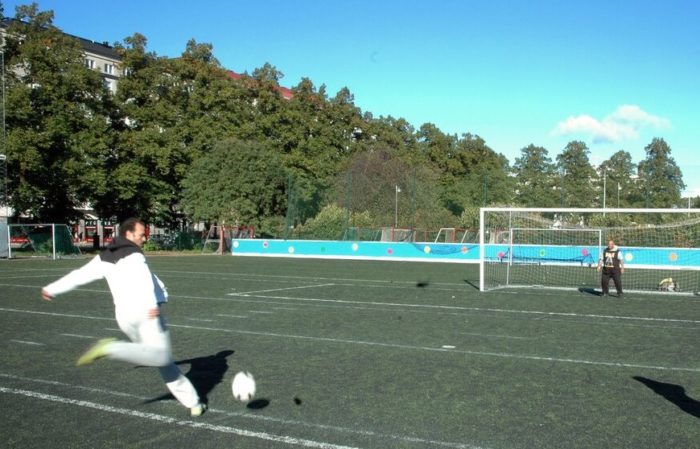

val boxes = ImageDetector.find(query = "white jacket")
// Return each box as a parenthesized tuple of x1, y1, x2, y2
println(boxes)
(43, 238, 167, 315)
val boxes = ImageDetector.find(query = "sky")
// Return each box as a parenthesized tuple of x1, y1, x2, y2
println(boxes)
(4, 0, 700, 197)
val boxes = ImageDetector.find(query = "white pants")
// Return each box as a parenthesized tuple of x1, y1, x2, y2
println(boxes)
(107, 311, 200, 409)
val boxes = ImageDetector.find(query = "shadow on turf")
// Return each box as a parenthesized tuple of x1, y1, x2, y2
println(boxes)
(142, 349, 234, 405)
(463, 280, 479, 290)
(578, 287, 602, 297)
(633, 376, 700, 419)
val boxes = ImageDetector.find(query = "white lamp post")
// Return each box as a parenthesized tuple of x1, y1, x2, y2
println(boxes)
(394, 186, 401, 228)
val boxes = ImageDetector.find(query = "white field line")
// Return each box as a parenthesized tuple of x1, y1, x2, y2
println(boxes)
(59, 333, 96, 339)
(185, 318, 215, 322)
(0, 373, 486, 449)
(225, 293, 700, 325)
(1, 279, 699, 329)
(457, 332, 535, 340)
(1, 306, 696, 372)
(230, 283, 336, 296)
(0, 268, 76, 273)
(160, 270, 468, 289)
(9, 339, 44, 346)
(166, 322, 700, 373)
(215, 314, 248, 319)
(0, 387, 362, 449)
(0, 307, 112, 321)
(0, 282, 108, 294)
(0, 274, 70, 279)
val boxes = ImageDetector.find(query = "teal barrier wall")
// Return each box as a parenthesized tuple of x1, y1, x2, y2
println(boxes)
(231, 239, 476, 263)
(231, 239, 700, 269)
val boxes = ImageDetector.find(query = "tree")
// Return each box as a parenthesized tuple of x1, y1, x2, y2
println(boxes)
(3, 4, 116, 222)
(439, 133, 513, 212)
(512, 144, 557, 207)
(555, 141, 597, 207)
(334, 146, 451, 229)
(636, 138, 685, 208)
(104, 35, 245, 224)
(599, 150, 637, 208)
(180, 138, 287, 234)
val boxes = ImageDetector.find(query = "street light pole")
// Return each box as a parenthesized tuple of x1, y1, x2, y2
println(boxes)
(602, 169, 606, 216)
(394, 186, 401, 228)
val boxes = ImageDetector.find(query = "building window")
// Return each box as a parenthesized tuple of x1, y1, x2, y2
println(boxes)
(104, 64, 114, 75)
(103, 78, 117, 94)
(85, 58, 94, 69)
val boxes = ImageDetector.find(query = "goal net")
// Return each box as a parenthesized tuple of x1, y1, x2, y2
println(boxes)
(8, 223, 81, 259)
(480, 208, 700, 295)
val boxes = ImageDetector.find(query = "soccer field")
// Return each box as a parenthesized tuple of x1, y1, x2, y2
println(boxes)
(1, 255, 699, 449)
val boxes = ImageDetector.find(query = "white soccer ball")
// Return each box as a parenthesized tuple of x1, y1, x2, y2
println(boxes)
(232, 371, 256, 402)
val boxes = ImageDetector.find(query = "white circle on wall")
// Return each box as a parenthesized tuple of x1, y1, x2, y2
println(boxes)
(288, 246, 295, 254)
(351, 243, 359, 251)
(232, 241, 240, 248)
(625, 253, 633, 262)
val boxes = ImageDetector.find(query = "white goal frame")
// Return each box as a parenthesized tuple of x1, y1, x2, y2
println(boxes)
(6, 223, 81, 260)
(479, 207, 700, 292)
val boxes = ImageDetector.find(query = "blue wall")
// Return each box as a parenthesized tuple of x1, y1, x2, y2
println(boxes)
(231, 239, 700, 269)
(231, 239, 476, 263)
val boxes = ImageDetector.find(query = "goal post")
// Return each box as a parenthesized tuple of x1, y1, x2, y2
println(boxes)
(480, 208, 700, 294)
(7, 223, 81, 259)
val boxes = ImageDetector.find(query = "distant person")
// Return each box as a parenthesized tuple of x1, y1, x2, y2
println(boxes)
(41, 217, 206, 417)
(597, 239, 624, 297)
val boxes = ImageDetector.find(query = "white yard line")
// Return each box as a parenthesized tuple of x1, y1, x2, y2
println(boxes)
(457, 332, 534, 340)
(223, 293, 700, 325)
(9, 339, 44, 346)
(0, 387, 362, 449)
(2, 306, 695, 372)
(0, 373, 486, 449)
(229, 283, 336, 296)
(59, 333, 96, 339)
(167, 322, 700, 373)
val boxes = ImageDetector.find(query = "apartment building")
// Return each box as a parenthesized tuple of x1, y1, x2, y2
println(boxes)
(0, 19, 123, 93)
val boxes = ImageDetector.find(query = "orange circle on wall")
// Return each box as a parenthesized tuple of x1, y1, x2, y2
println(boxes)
(669, 252, 678, 262)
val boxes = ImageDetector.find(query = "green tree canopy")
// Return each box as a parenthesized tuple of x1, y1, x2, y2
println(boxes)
(4, 4, 115, 222)
(180, 138, 287, 234)
(512, 144, 557, 207)
(555, 141, 597, 207)
(636, 137, 685, 208)
(599, 150, 637, 208)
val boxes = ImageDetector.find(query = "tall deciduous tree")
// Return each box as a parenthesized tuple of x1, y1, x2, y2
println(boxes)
(106, 35, 244, 224)
(439, 134, 513, 212)
(180, 138, 287, 233)
(3, 4, 115, 222)
(512, 144, 557, 207)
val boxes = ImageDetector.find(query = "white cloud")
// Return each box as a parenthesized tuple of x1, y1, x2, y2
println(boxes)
(552, 105, 671, 144)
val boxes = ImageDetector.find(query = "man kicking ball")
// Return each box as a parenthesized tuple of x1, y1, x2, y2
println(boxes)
(41, 218, 206, 417)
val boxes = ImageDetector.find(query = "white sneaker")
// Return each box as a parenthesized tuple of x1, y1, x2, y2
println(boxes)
(190, 403, 207, 417)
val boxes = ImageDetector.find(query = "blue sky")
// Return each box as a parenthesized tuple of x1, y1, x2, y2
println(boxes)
(5, 0, 700, 197)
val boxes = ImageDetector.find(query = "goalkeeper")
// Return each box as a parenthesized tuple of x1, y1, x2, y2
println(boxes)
(597, 239, 624, 297)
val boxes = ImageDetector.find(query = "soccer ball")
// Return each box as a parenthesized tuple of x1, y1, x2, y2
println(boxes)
(232, 371, 256, 402)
